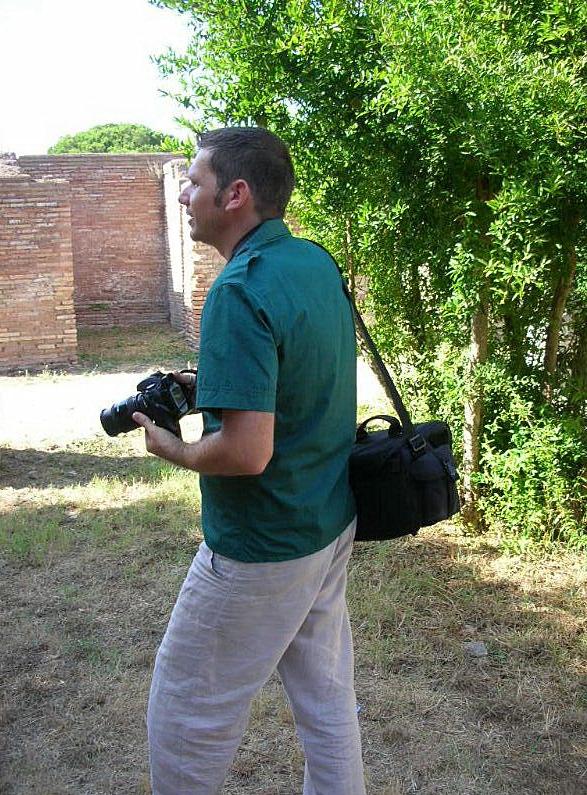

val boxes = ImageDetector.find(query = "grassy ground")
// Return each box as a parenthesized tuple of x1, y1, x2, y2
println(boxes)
(75, 325, 199, 374)
(0, 326, 585, 794)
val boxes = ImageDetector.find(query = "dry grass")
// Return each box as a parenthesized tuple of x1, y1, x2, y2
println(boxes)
(75, 324, 198, 374)
(0, 326, 585, 794)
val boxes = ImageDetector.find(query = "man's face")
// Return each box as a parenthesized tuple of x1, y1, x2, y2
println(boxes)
(179, 149, 225, 246)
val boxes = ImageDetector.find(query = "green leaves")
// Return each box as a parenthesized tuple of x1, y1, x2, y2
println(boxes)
(152, 0, 586, 543)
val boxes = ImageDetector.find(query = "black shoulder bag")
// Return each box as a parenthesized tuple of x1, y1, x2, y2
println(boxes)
(309, 240, 461, 541)
(349, 302, 461, 541)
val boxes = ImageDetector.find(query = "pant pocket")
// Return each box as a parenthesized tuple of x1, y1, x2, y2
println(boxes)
(210, 550, 231, 580)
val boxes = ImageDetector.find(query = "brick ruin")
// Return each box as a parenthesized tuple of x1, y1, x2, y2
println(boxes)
(0, 153, 224, 372)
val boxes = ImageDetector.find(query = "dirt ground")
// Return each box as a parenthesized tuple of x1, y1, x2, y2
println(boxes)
(1, 342, 585, 795)
(0, 371, 201, 450)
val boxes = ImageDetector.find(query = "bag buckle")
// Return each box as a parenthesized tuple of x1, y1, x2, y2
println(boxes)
(408, 434, 426, 454)
(443, 459, 458, 480)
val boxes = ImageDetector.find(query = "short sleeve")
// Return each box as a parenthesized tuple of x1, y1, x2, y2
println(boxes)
(196, 282, 278, 413)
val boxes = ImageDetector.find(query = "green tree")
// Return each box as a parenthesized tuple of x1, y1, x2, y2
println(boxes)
(152, 0, 587, 546)
(48, 122, 184, 154)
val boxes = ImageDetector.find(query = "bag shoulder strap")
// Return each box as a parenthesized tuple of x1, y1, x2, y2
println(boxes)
(302, 238, 416, 436)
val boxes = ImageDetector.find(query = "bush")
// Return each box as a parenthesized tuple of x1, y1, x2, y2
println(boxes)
(478, 383, 586, 549)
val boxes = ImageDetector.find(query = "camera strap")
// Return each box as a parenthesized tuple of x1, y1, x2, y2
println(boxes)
(303, 239, 417, 439)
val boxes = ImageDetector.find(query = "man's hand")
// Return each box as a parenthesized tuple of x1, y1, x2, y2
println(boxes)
(172, 370, 197, 387)
(132, 411, 185, 461)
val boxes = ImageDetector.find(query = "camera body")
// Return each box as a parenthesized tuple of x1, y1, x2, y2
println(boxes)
(100, 370, 198, 439)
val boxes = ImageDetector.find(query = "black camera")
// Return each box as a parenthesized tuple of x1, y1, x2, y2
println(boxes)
(100, 370, 198, 439)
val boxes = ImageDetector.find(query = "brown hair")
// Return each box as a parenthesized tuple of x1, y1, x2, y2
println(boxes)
(198, 127, 295, 217)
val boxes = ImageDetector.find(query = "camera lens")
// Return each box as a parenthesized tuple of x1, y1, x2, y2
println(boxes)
(100, 394, 146, 437)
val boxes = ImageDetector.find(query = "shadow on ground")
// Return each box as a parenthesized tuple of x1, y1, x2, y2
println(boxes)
(0, 447, 161, 489)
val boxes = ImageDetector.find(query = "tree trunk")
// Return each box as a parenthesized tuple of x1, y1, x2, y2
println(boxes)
(344, 217, 356, 302)
(461, 176, 494, 528)
(461, 299, 489, 528)
(543, 243, 577, 401)
(569, 306, 587, 414)
(503, 313, 526, 374)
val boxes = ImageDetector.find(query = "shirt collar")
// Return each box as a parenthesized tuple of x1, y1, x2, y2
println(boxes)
(231, 217, 291, 259)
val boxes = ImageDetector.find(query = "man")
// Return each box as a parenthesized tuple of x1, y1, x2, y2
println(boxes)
(133, 127, 365, 795)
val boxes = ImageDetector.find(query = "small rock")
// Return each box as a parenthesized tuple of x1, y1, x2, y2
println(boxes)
(61, 510, 79, 523)
(463, 640, 488, 658)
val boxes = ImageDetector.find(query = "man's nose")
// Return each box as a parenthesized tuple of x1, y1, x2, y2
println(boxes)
(178, 189, 188, 206)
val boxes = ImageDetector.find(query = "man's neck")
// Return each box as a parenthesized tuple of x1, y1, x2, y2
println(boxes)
(215, 216, 264, 260)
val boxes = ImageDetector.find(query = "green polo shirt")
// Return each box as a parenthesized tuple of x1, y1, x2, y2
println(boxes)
(196, 218, 356, 562)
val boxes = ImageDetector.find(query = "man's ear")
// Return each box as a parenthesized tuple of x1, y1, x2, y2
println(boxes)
(223, 179, 252, 211)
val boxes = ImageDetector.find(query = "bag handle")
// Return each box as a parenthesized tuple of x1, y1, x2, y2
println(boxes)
(355, 415, 402, 442)
(303, 239, 416, 437)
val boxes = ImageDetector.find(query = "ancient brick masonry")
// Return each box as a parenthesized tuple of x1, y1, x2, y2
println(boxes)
(19, 154, 179, 329)
(0, 159, 77, 370)
(0, 153, 225, 372)
(163, 159, 225, 349)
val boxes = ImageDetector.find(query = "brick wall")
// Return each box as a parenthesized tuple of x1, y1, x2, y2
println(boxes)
(189, 242, 225, 349)
(163, 159, 224, 349)
(19, 154, 178, 328)
(0, 171, 77, 371)
(0, 153, 226, 372)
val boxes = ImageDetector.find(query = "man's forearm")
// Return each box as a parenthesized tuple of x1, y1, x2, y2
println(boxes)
(174, 430, 262, 476)
(132, 410, 269, 476)
(133, 408, 273, 476)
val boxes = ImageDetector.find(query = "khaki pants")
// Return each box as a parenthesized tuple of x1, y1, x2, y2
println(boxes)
(147, 518, 365, 795)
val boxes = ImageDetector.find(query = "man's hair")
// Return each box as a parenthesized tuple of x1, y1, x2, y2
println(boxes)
(197, 127, 295, 217)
